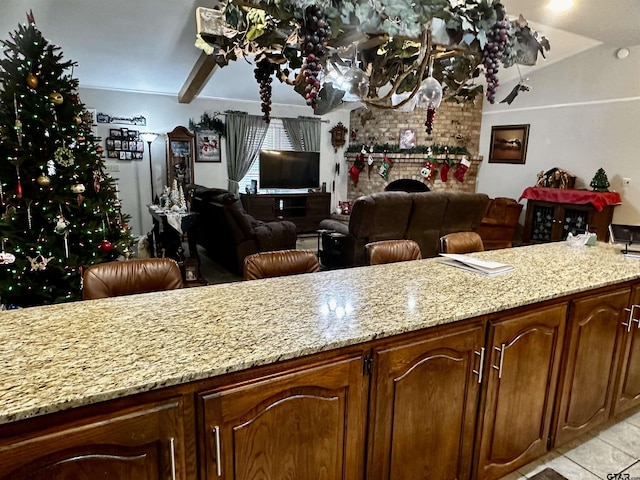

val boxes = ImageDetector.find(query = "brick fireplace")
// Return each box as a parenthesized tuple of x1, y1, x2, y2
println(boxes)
(344, 97, 483, 201)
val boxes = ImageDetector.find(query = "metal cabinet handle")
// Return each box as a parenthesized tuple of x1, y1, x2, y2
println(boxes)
(473, 347, 485, 384)
(623, 305, 640, 333)
(169, 437, 177, 480)
(213, 425, 222, 477)
(492, 344, 505, 379)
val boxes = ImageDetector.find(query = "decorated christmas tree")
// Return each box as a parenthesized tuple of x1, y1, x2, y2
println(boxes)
(0, 13, 133, 308)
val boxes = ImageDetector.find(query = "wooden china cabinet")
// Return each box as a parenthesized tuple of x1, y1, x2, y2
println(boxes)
(166, 126, 195, 188)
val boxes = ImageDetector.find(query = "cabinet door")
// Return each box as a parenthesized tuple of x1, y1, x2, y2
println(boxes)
(0, 398, 187, 480)
(559, 206, 590, 240)
(476, 304, 566, 480)
(200, 354, 368, 480)
(554, 288, 629, 447)
(613, 285, 640, 416)
(367, 320, 485, 480)
(525, 202, 556, 243)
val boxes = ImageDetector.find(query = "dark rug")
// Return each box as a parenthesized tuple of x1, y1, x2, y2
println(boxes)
(529, 468, 569, 480)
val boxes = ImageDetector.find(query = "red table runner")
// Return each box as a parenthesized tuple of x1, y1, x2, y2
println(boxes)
(519, 187, 622, 212)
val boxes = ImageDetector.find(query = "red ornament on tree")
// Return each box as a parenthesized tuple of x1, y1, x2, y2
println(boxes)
(98, 240, 113, 251)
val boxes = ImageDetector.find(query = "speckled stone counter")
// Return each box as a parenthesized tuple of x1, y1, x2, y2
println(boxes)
(1, 242, 639, 425)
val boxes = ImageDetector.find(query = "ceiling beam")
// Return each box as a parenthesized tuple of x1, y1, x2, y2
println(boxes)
(178, 51, 218, 104)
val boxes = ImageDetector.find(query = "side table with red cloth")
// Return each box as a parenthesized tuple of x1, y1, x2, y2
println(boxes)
(520, 188, 622, 243)
(519, 187, 622, 212)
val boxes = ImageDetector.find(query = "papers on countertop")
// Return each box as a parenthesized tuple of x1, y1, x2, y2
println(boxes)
(439, 253, 514, 276)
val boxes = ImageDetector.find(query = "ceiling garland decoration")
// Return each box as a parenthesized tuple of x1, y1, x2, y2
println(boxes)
(194, 0, 550, 117)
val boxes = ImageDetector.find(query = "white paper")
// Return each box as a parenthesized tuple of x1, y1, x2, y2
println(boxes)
(439, 253, 514, 276)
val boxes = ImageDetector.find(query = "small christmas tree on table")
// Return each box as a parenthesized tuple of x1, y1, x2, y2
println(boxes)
(590, 168, 610, 192)
(0, 12, 134, 308)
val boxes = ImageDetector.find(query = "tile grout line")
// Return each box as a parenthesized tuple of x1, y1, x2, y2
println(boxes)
(558, 453, 608, 479)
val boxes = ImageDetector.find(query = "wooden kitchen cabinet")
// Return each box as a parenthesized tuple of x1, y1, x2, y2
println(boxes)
(553, 288, 630, 447)
(367, 319, 485, 480)
(0, 397, 188, 480)
(613, 285, 640, 416)
(475, 304, 566, 480)
(198, 353, 368, 480)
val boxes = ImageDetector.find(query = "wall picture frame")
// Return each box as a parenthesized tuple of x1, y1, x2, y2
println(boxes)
(195, 130, 221, 162)
(399, 128, 417, 149)
(489, 124, 530, 164)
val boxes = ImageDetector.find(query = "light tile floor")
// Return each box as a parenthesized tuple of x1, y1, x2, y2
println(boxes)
(499, 405, 640, 479)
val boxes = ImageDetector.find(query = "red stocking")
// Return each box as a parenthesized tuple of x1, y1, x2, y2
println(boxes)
(454, 157, 471, 183)
(440, 161, 450, 182)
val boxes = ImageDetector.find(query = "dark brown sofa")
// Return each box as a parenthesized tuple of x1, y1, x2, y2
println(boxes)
(318, 191, 490, 267)
(185, 184, 297, 274)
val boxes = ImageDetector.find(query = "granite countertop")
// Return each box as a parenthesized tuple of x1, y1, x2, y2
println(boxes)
(1, 242, 639, 425)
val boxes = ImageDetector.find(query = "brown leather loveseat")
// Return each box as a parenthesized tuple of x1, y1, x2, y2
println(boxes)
(318, 191, 490, 268)
(185, 184, 297, 274)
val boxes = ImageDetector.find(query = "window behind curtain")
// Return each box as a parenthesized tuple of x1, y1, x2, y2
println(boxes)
(238, 119, 294, 194)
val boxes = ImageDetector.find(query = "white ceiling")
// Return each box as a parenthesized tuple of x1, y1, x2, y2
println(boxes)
(1, 0, 638, 107)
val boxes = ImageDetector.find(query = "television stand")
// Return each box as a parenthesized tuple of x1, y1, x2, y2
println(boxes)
(241, 192, 331, 233)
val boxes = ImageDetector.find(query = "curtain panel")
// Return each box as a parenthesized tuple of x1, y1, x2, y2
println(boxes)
(225, 111, 268, 196)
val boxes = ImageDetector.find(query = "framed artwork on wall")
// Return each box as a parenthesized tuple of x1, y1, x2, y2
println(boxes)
(489, 124, 530, 164)
(195, 130, 221, 162)
(399, 128, 417, 149)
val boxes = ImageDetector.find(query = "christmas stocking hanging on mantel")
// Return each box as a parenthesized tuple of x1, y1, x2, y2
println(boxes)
(440, 158, 453, 182)
(349, 152, 366, 185)
(454, 156, 471, 183)
(379, 153, 393, 180)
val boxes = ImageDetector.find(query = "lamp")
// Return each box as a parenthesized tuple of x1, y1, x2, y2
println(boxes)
(195, 1, 550, 115)
(140, 132, 159, 202)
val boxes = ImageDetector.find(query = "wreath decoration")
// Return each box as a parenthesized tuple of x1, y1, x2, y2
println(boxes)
(54, 147, 74, 167)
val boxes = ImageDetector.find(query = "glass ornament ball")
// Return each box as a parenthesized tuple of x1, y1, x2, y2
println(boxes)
(37, 174, 51, 186)
(71, 183, 86, 194)
(49, 92, 63, 105)
(26, 73, 38, 88)
(417, 77, 443, 109)
(340, 67, 369, 102)
(98, 240, 113, 251)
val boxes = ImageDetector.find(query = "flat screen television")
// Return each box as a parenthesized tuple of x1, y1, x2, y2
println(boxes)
(259, 150, 320, 190)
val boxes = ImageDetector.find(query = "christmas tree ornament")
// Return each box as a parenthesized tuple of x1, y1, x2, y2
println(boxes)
(590, 168, 610, 192)
(27, 254, 54, 271)
(37, 173, 51, 186)
(454, 156, 471, 183)
(54, 214, 70, 235)
(0, 239, 16, 265)
(15, 166, 22, 199)
(13, 93, 22, 147)
(54, 147, 74, 167)
(93, 170, 102, 192)
(70, 183, 85, 194)
(74, 115, 82, 125)
(46, 160, 56, 176)
(49, 91, 63, 105)
(26, 201, 33, 230)
(379, 153, 393, 180)
(26, 73, 38, 88)
(98, 240, 113, 251)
